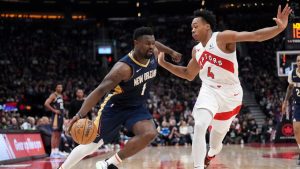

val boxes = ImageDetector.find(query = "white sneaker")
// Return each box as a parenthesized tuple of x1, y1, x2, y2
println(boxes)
(95, 161, 108, 169)
(58, 151, 69, 157)
(50, 153, 61, 158)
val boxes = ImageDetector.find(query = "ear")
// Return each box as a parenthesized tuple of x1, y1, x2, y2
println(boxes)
(206, 24, 210, 30)
(134, 40, 138, 46)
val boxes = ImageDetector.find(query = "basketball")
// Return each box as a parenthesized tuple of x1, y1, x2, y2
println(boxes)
(70, 118, 98, 145)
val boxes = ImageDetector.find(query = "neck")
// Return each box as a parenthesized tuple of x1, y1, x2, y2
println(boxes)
(200, 31, 213, 47)
(132, 49, 149, 64)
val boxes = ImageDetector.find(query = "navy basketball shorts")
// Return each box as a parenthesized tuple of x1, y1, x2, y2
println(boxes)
(293, 105, 300, 122)
(93, 104, 153, 144)
(51, 113, 64, 132)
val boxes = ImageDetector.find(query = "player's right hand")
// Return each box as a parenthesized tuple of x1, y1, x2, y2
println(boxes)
(65, 115, 80, 136)
(54, 109, 61, 114)
(281, 101, 288, 115)
(158, 52, 166, 66)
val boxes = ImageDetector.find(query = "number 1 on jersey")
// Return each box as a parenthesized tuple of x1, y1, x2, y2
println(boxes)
(141, 83, 147, 95)
(207, 67, 215, 79)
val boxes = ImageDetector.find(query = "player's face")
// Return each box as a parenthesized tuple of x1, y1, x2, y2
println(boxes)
(135, 35, 155, 59)
(297, 56, 300, 68)
(55, 84, 63, 93)
(191, 17, 210, 42)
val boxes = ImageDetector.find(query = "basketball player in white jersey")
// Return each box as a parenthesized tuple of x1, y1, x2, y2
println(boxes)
(157, 4, 292, 169)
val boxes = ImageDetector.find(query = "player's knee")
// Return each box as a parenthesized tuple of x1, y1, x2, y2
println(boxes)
(142, 130, 158, 142)
(194, 120, 209, 133)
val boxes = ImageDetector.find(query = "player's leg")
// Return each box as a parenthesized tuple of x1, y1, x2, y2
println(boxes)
(96, 120, 157, 169)
(50, 113, 60, 157)
(192, 108, 213, 169)
(59, 139, 104, 169)
(118, 119, 157, 159)
(96, 107, 157, 169)
(192, 84, 219, 169)
(293, 109, 300, 165)
(208, 116, 236, 157)
(60, 107, 121, 169)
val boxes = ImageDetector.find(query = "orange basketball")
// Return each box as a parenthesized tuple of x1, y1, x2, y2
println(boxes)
(70, 118, 98, 144)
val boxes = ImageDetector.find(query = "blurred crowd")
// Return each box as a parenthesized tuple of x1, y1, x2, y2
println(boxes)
(0, 12, 290, 154)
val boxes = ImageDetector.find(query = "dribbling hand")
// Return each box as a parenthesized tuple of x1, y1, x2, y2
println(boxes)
(65, 115, 80, 136)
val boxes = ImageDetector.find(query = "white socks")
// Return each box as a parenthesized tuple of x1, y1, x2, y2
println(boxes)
(192, 108, 213, 169)
(107, 153, 122, 166)
(60, 139, 103, 169)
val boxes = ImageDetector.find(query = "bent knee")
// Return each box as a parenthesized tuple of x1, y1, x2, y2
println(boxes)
(143, 130, 158, 141)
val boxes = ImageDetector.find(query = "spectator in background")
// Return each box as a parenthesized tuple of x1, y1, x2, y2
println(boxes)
(179, 120, 192, 146)
(247, 119, 259, 143)
(168, 118, 180, 146)
(20, 117, 31, 130)
(69, 89, 91, 119)
(37, 116, 52, 155)
(159, 121, 170, 146)
(261, 118, 275, 143)
(7, 117, 19, 130)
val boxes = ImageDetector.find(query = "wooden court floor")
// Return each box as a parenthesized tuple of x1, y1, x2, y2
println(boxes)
(73, 144, 300, 169)
(2, 144, 300, 169)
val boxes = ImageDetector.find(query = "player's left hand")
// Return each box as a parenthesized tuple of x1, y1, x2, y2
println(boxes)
(273, 4, 293, 30)
(170, 51, 182, 63)
(158, 52, 166, 66)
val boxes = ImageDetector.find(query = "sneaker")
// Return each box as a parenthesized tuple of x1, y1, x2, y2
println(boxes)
(95, 160, 118, 169)
(50, 153, 60, 158)
(204, 155, 215, 168)
(58, 151, 69, 157)
(50, 152, 67, 158)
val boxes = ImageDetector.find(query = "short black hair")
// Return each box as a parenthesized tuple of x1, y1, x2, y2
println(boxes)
(133, 27, 154, 40)
(194, 9, 217, 31)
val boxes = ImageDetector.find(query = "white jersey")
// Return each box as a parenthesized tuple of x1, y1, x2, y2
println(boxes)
(194, 32, 240, 86)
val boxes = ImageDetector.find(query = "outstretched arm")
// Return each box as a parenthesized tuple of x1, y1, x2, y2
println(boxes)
(218, 4, 292, 43)
(155, 41, 182, 62)
(158, 48, 200, 81)
(66, 62, 131, 134)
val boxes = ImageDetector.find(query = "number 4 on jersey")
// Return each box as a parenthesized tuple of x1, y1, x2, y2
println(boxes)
(207, 67, 215, 79)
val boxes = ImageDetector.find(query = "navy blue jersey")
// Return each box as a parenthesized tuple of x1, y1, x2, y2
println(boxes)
(103, 51, 157, 107)
(51, 93, 64, 112)
(291, 70, 300, 105)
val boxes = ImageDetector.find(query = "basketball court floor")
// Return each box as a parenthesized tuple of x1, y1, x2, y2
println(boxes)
(1, 144, 300, 169)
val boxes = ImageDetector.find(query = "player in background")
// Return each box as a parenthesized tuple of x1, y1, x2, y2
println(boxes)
(44, 83, 67, 158)
(282, 55, 300, 165)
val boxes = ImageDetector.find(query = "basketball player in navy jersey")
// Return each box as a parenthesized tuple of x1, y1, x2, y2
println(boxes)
(44, 83, 66, 158)
(282, 55, 300, 165)
(157, 4, 292, 169)
(58, 27, 181, 169)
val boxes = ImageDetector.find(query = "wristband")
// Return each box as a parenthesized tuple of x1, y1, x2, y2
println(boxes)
(76, 112, 84, 119)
